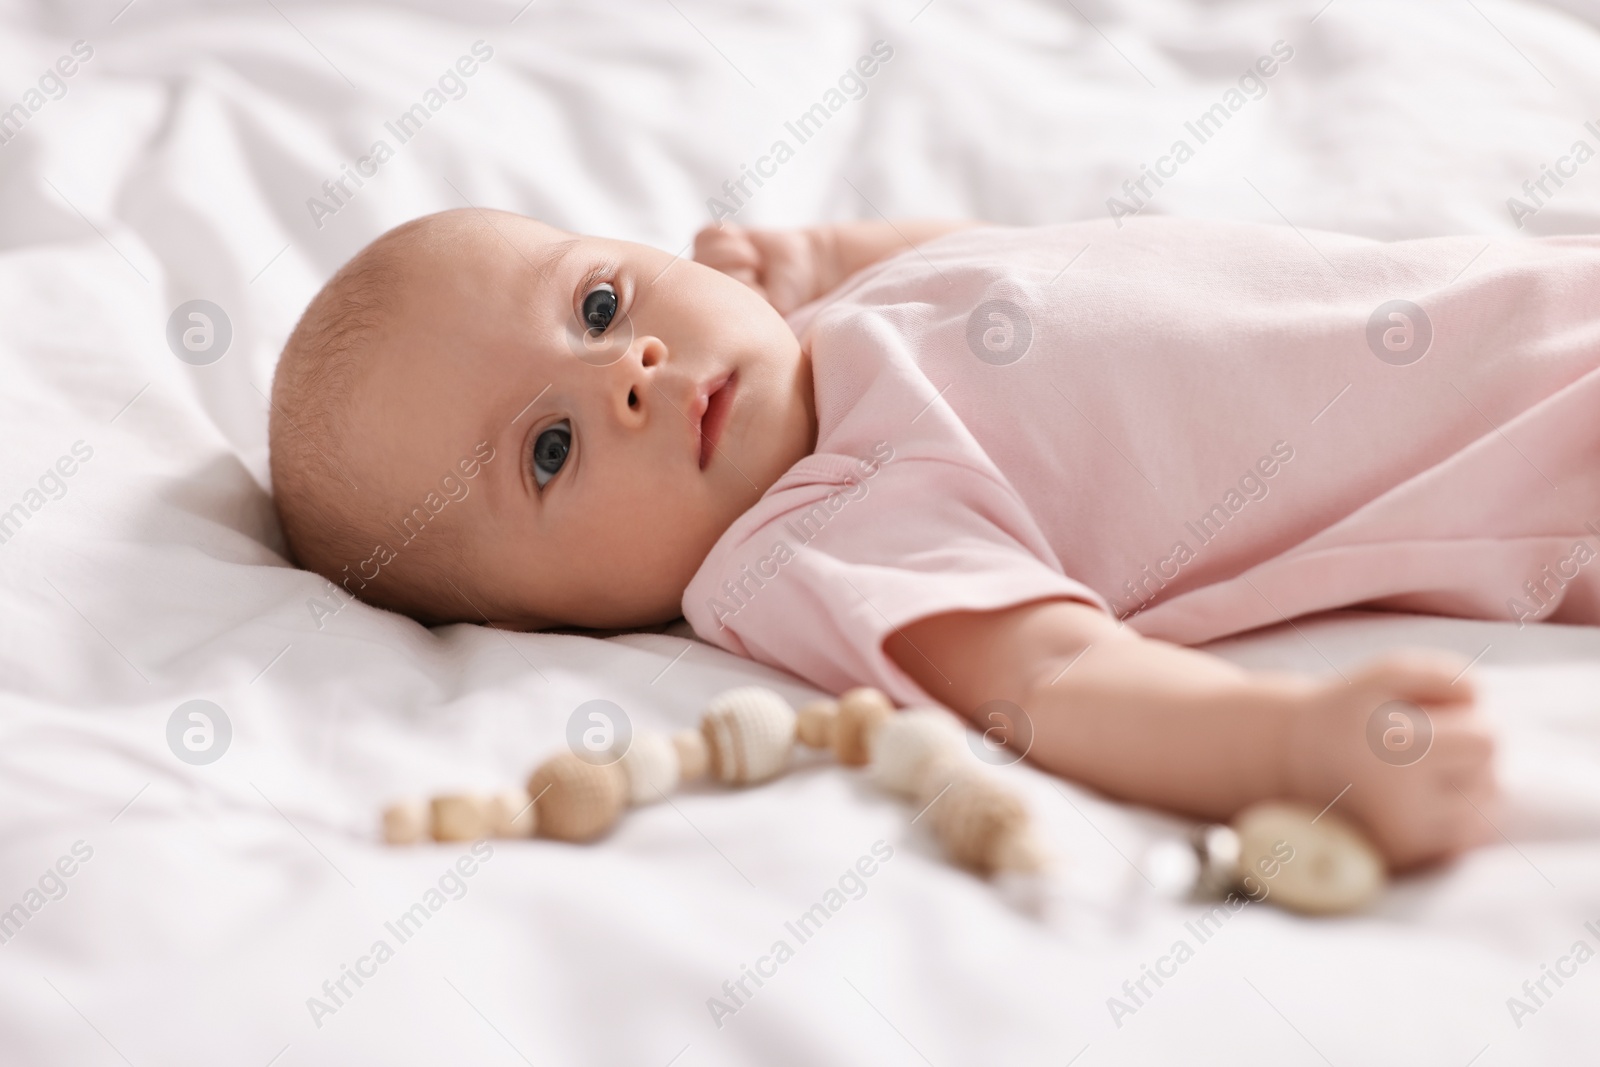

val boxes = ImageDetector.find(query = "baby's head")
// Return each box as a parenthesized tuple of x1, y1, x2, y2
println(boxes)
(270, 209, 815, 630)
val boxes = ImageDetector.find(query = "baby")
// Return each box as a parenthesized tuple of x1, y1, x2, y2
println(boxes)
(271, 207, 1600, 870)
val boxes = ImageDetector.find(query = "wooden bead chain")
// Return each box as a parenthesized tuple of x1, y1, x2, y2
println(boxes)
(382, 685, 1387, 911)
(382, 685, 1039, 875)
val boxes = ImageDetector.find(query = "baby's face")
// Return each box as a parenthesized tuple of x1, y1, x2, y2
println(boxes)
(347, 211, 815, 629)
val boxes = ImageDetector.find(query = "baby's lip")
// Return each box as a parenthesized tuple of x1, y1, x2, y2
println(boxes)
(695, 371, 736, 470)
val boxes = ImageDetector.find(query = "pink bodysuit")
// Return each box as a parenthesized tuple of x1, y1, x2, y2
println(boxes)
(682, 218, 1600, 706)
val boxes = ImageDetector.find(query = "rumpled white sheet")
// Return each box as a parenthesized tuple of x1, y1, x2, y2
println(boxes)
(2, 0, 1600, 1063)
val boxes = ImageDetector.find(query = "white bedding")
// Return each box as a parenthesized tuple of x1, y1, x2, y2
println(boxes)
(4, 0, 1600, 1062)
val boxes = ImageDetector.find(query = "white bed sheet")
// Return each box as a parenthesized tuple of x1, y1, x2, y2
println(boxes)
(3, 0, 1600, 1062)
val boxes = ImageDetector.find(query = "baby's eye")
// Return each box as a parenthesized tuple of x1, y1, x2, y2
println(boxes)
(532, 420, 571, 488)
(582, 284, 617, 333)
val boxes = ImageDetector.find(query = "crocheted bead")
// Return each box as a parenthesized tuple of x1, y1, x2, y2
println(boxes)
(486, 788, 536, 838)
(796, 699, 838, 748)
(916, 766, 1038, 874)
(1233, 802, 1385, 914)
(835, 687, 893, 766)
(673, 729, 709, 781)
(701, 687, 797, 784)
(382, 798, 429, 845)
(527, 752, 627, 842)
(431, 793, 490, 842)
(620, 732, 680, 805)
(870, 707, 967, 797)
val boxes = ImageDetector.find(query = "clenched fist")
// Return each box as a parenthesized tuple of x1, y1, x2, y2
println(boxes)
(693, 224, 831, 316)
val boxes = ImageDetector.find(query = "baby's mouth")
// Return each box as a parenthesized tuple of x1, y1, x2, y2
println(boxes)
(698, 371, 737, 470)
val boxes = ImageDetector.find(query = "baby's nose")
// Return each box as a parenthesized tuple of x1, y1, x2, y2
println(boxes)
(612, 335, 675, 420)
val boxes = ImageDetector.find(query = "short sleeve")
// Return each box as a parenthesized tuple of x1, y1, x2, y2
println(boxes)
(682, 450, 1110, 707)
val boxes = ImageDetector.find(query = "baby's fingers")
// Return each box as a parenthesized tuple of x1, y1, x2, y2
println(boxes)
(1419, 713, 1500, 847)
(1427, 714, 1498, 793)
(1428, 712, 1496, 762)
(693, 224, 761, 286)
(1352, 648, 1477, 709)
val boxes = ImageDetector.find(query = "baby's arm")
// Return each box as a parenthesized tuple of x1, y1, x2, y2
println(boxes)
(885, 598, 1498, 870)
(694, 220, 981, 314)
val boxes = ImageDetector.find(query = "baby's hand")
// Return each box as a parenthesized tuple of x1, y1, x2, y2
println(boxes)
(1286, 650, 1498, 870)
(693, 224, 827, 315)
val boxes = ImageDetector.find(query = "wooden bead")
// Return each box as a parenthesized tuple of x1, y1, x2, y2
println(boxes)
(991, 826, 1048, 874)
(620, 732, 680, 805)
(485, 788, 536, 838)
(527, 752, 628, 842)
(701, 687, 796, 784)
(917, 767, 1036, 875)
(382, 798, 429, 845)
(431, 793, 490, 842)
(834, 687, 893, 766)
(673, 729, 709, 781)
(870, 707, 965, 797)
(796, 700, 838, 748)
(1233, 802, 1385, 915)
